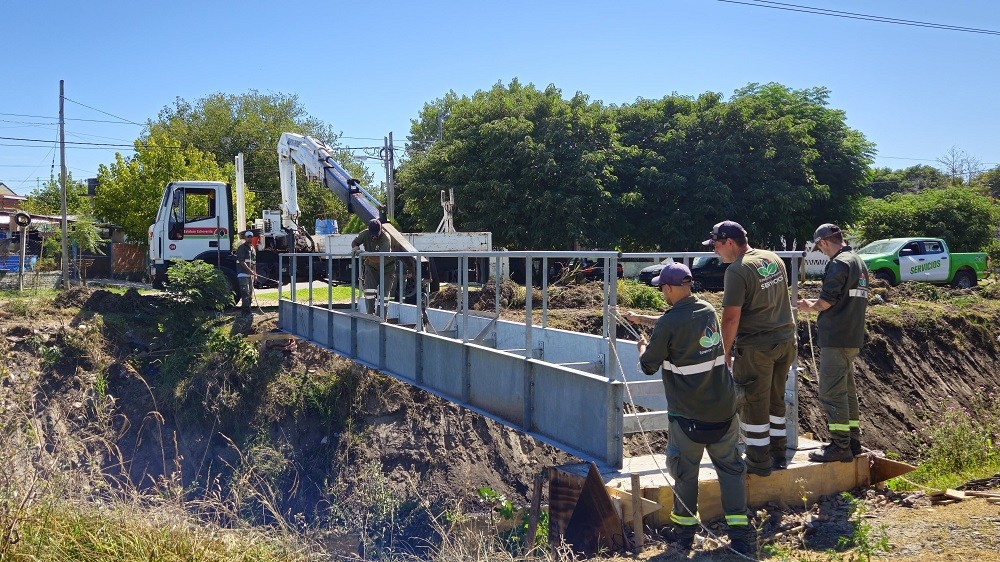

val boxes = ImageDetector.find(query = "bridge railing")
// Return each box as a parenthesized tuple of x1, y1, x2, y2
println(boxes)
(278, 250, 804, 469)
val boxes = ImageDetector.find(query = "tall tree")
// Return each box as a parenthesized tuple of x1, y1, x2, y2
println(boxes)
(148, 91, 371, 233)
(20, 173, 90, 215)
(93, 131, 231, 243)
(868, 165, 948, 198)
(397, 80, 617, 249)
(856, 187, 999, 252)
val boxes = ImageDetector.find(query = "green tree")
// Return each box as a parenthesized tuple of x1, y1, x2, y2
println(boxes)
(397, 80, 617, 249)
(93, 131, 231, 244)
(20, 174, 90, 216)
(612, 83, 874, 250)
(857, 187, 999, 252)
(149, 91, 371, 232)
(868, 165, 948, 198)
(971, 165, 1000, 199)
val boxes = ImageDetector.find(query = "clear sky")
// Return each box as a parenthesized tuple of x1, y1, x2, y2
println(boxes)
(2, 0, 998, 196)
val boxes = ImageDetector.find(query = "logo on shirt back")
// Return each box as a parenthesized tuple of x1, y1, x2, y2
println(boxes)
(756, 258, 778, 277)
(699, 326, 721, 348)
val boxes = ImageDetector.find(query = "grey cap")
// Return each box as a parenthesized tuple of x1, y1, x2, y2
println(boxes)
(368, 218, 382, 235)
(242, 230, 254, 238)
(813, 223, 842, 243)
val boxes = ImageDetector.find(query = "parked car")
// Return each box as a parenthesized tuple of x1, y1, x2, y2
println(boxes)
(637, 258, 674, 286)
(690, 255, 729, 291)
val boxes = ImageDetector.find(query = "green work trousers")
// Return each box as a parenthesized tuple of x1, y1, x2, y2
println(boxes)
(733, 340, 796, 473)
(362, 261, 396, 314)
(666, 416, 749, 531)
(818, 347, 861, 448)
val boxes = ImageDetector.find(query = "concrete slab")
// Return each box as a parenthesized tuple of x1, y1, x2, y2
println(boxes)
(556, 437, 875, 526)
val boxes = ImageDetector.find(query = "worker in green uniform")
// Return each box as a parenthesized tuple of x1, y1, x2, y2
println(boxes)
(797, 223, 869, 462)
(624, 262, 755, 557)
(706, 220, 796, 477)
(235, 230, 256, 313)
(352, 218, 399, 314)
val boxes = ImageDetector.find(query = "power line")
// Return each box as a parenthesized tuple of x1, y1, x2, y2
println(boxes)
(716, 0, 1000, 36)
(0, 112, 145, 125)
(63, 97, 145, 126)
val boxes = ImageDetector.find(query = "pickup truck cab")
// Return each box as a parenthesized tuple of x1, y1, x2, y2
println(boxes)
(857, 237, 990, 288)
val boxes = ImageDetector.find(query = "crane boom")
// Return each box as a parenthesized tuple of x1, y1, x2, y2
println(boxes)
(276, 132, 421, 255)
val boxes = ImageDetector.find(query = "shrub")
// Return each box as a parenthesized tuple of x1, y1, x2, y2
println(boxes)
(166, 260, 233, 310)
(617, 279, 664, 310)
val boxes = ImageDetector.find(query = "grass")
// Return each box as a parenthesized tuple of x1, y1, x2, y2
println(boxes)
(256, 285, 357, 303)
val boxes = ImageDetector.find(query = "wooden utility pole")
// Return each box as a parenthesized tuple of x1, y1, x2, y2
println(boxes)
(59, 80, 69, 290)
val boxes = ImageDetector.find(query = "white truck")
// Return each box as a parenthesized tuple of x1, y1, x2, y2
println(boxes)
(148, 133, 490, 292)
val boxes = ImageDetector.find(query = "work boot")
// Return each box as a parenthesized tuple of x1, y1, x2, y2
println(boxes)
(850, 438, 863, 456)
(808, 444, 854, 463)
(746, 464, 771, 477)
(672, 524, 696, 552)
(728, 526, 757, 557)
(772, 455, 788, 470)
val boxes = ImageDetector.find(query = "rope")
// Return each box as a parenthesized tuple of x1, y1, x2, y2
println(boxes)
(609, 308, 758, 561)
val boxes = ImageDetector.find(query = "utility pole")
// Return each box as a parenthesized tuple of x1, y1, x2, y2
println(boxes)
(383, 132, 395, 221)
(59, 80, 69, 290)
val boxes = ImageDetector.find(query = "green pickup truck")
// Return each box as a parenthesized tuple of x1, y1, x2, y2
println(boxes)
(857, 237, 991, 288)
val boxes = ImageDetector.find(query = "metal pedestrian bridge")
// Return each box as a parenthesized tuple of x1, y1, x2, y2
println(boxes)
(277, 250, 804, 469)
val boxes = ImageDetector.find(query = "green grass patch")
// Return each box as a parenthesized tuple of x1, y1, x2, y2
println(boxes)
(257, 285, 357, 303)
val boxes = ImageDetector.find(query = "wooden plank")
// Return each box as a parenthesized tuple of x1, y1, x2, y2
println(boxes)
(870, 455, 916, 483)
(966, 491, 1000, 498)
(548, 467, 585, 546)
(944, 489, 967, 500)
(244, 332, 301, 342)
(630, 474, 644, 552)
(563, 463, 628, 556)
(606, 487, 662, 517)
(524, 472, 543, 554)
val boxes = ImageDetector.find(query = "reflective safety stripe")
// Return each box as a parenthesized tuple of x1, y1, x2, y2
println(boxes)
(740, 422, 769, 433)
(725, 514, 749, 526)
(663, 354, 726, 376)
(744, 436, 771, 446)
(671, 512, 699, 526)
(849, 288, 868, 297)
(829, 423, 851, 432)
(769, 428, 786, 437)
(769, 415, 786, 424)
(849, 420, 860, 428)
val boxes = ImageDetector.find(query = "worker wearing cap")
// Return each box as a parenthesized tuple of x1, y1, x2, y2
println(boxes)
(706, 220, 796, 477)
(623, 263, 754, 556)
(235, 230, 256, 312)
(351, 218, 399, 313)
(797, 224, 869, 462)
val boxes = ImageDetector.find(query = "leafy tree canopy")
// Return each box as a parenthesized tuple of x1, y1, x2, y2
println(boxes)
(856, 187, 999, 252)
(20, 174, 90, 216)
(94, 131, 232, 243)
(398, 81, 874, 251)
(148, 91, 371, 233)
(868, 165, 948, 198)
(397, 80, 618, 250)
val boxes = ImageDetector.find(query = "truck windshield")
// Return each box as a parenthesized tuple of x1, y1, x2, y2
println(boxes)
(858, 240, 904, 255)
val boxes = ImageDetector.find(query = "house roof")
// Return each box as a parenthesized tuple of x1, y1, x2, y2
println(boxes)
(0, 183, 19, 197)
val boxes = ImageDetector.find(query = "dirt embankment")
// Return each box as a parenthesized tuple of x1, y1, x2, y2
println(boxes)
(2, 282, 999, 559)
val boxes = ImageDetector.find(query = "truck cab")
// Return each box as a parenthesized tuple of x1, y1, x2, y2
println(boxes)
(149, 181, 236, 287)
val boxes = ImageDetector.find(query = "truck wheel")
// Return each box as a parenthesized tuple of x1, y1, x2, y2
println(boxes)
(951, 269, 976, 289)
(875, 270, 896, 287)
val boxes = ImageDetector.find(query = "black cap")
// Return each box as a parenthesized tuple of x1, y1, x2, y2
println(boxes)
(702, 220, 746, 246)
(368, 218, 381, 235)
(813, 223, 842, 243)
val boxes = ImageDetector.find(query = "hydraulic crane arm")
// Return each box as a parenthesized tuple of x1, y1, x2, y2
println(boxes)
(277, 132, 421, 255)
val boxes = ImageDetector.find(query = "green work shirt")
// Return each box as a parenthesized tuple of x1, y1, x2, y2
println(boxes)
(721, 248, 795, 347)
(817, 246, 869, 348)
(639, 295, 736, 423)
(351, 229, 397, 268)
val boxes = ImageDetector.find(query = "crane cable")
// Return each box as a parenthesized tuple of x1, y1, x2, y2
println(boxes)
(609, 307, 759, 561)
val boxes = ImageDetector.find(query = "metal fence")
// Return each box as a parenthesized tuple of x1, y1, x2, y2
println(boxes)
(278, 250, 804, 469)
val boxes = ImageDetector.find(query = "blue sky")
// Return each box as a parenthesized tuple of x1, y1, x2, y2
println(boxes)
(2, 0, 998, 195)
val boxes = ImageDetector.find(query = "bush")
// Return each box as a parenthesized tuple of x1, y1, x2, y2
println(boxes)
(166, 260, 233, 310)
(617, 279, 664, 310)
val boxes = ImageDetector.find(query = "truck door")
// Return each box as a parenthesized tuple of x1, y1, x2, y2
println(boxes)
(164, 186, 229, 261)
(898, 241, 924, 282)
(918, 240, 949, 282)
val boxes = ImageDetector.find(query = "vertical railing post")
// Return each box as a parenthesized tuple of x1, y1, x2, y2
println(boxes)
(524, 258, 533, 359)
(541, 257, 549, 328)
(785, 252, 802, 452)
